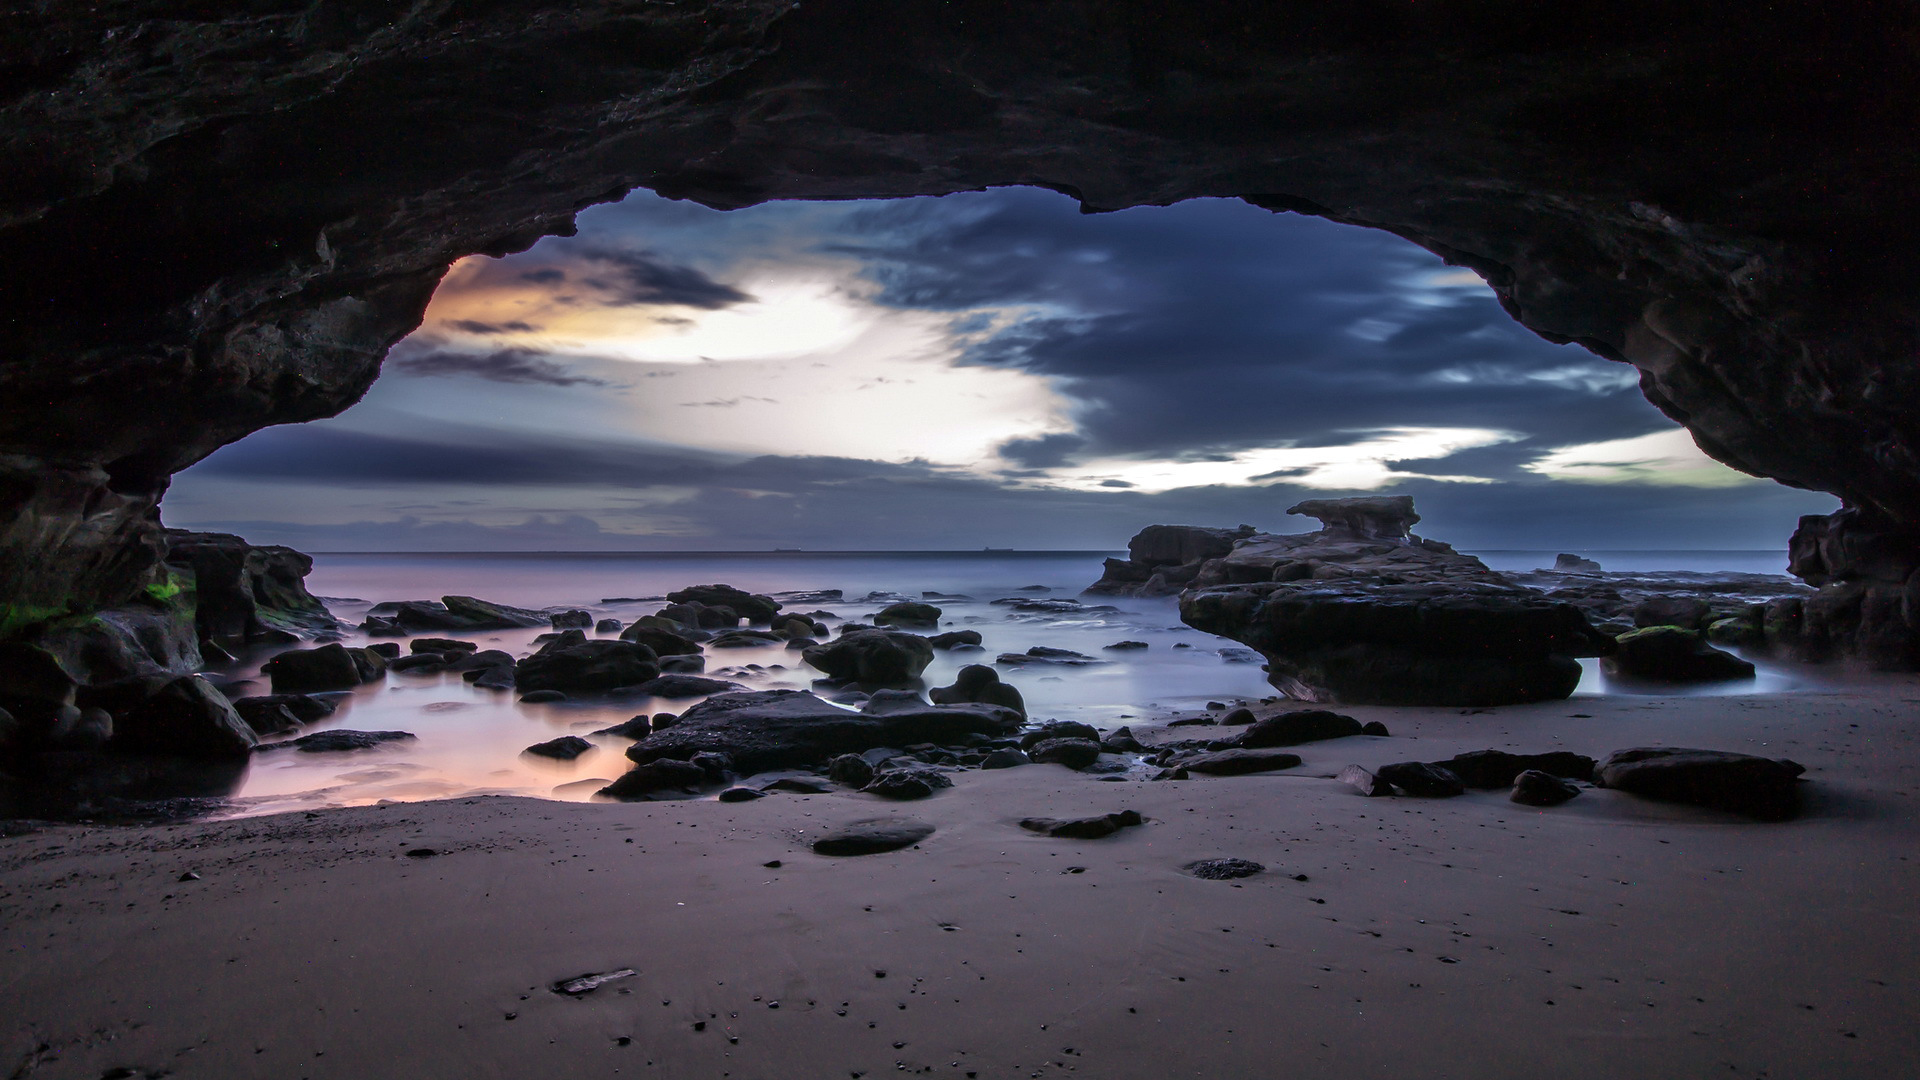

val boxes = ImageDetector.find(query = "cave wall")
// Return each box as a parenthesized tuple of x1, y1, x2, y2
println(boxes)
(2, 0, 1916, 642)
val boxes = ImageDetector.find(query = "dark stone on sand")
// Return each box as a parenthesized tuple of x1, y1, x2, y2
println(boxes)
(718, 786, 765, 802)
(259, 729, 416, 753)
(525, 735, 594, 760)
(812, 818, 936, 856)
(1186, 858, 1265, 880)
(875, 601, 942, 629)
(1337, 764, 1392, 796)
(515, 632, 660, 694)
(802, 629, 934, 685)
(1218, 706, 1256, 725)
(829, 753, 876, 787)
(861, 766, 952, 800)
(1101, 727, 1145, 753)
(519, 689, 567, 703)
(634, 674, 745, 699)
(1020, 810, 1143, 839)
(1377, 761, 1467, 797)
(626, 689, 1020, 773)
(1361, 721, 1391, 737)
(594, 715, 652, 738)
(1604, 626, 1756, 682)
(265, 642, 376, 693)
(1234, 709, 1363, 747)
(1181, 747, 1304, 775)
(930, 630, 983, 650)
(666, 585, 781, 624)
(1168, 716, 1216, 728)
(930, 664, 1026, 716)
(1431, 749, 1597, 788)
(1595, 747, 1806, 820)
(598, 759, 713, 800)
(1511, 769, 1582, 806)
(763, 776, 834, 794)
(1029, 737, 1102, 770)
(1019, 721, 1101, 749)
(981, 747, 1031, 769)
(550, 609, 593, 630)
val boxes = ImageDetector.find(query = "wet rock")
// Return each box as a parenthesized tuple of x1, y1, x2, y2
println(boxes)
(231, 692, 336, 733)
(1028, 737, 1102, 769)
(995, 646, 1104, 667)
(387, 653, 449, 674)
(1180, 748, 1304, 775)
(1020, 810, 1143, 839)
(1101, 727, 1145, 753)
(1337, 764, 1391, 796)
(515, 632, 660, 694)
(1595, 747, 1806, 820)
(633, 674, 745, 699)
(1020, 721, 1101, 748)
(1218, 706, 1256, 725)
(929, 664, 1026, 716)
(442, 595, 550, 629)
(361, 616, 405, 637)
(929, 630, 983, 650)
(710, 629, 784, 648)
(105, 675, 257, 758)
(828, 753, 876, 787)
(812, 818, 936, 856)
(160, 530, 339, 649)
(658, 653, 706, 674)
(598, 759, 713, 800)
(264, 642, 378, 693)
(656, 602, 737, 630)
(1233, 709, 1363, 747)
(1511, 769, 1582, 806)
(1186, 858, 1264, 880)
(550, 609, 593, 630)
(259, 729, 415, 753)
(861, 766, 952, 800)
(762, 776, 834, 794)
(1361, 720, 1391, 737)
(802, 629, 934, 685)
(1103, 640, 1149, 651)
(626, 689, 1020, 773)
(1554, 553, 1603, 573)
(1376, 761, 1466, 797)
(1632, 595, 1714, 630)
(552, 969, 637, 996)
(1430, 749, 1596, 788)
(595, 715, 652, 738)
(453, 649, 516, 688)
(1604, 626, 1756, 682)
(875, 601, 941, 629)
(519, 689, 567, 703)
(980, 747, 1031, 769)
(718, 786, 765, 802)
(666, 585, 781, 624)
(411, 637, 478, 656)
(526, 735, 594, 760)
(1085, 524, 1257, 597)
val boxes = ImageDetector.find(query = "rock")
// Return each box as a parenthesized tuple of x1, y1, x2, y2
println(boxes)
(625, 689, 1021, 773)
(802, 629, 934, 685)
(265, 643, 377, 693)
(1604, 626, 1756, 682)
(929, 665, 1026, 716)
(47, 706, 114, 751)
(1595, 747, 1806, 820)
(385, 653, 448, 674)
(232, 693, 336, 727)
(598, 759, 713, 800)
(929, 630, 983, 650)
(360, 616, 404, 636)
(441, 595, 550, 629)
(1085, 525, 1258, 597)
(665, 585, 781, 624)
(0, 642, 80, 721)
(980, 747, 1031, 769)
(1234, 709, 1363, 747)
(1361, 721, 1390, 737)
(1019, 810, 1143, 839)
(718, 786, 765, 802)
(1185, 858, 1264, 880)
(550, 609, 593, 629)
(259, 729, 416, 753)
(1180, 748, 1303, 775)
(618, 624, 706, 659)
(709, 629, 784, 648)
(1337, 764, 1392, 796)
(1376, 761, 1466, 797)
(658, 653, 706, 674)
(1217, 706, 1255, 725)
(828, 753, 876, 787)
(595, 618, 623, 633)
(159, 530, 338, 649)
(1028, 737, 1102, 769)
(1287, 495, 1420, 539)
(1430, 750, 1596, 788)
(811, 819, 936, 856)
(874, 602, 942, 629)
(525, 735, 594, 759)
(861, 766, 952, 800)
(1632, 595, 1714, 630)
(452, 649, 516, 686)
(594, 715, 652, 738)
(762, 776, 834, 794)
(1554, 553, 1603, 573)
(655, 602, 737, 630)
(1101, 727, 1145, 753)
(632, 674, 745, 698)
(519, 689, 568, 703)
(515, 632, 660, 694)
(1510, 770, 1582, 806)
(995, 645, 1103, 667)
(411, 637, 478, 655)
(1020, 721, 1101, 749)
(1103, 640, 1149, 651)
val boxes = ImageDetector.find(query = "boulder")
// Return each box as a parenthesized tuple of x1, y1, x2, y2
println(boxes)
(1337, 764, 1392, 796)
(1083, 524, 1258, 597)
(231, 693, 337, 735)
(828, 753, 876, 787)
(1632, 595, 1714, 630)
(1430, 750, 1596, 788)
(514, 632, 660, 694)
(656, 602, 737, 629)
(1553, 553, 1603, 573)
(929, 630, 984, 650)
(1511, 770, 1582, 806)
(1186, 858, 1265, 880)
(442, 595, 550, 629)
(160, 530, 338, 649)
(718, 786, 765, 802)
(259, 729, 415, 753)
(594, 715, 652, 738)
(980, 747, 1030, 769)
(525, 735, 595, 760)
(1028, 737, 1102, 769)
(929, 665, 1026, 716)
(861, 766, 952, 800)
(709, 630, 784, 648)
(519, 690, 567, 703)
(1020, 721, 1100, 749)
(665, 585, 781, 624)
(1103, 640, 1149, 651)
(632, 674, 745, 699)
(550, 609, 593, 630)
(811, 818, 935, 856)
(1286, 495, 1420, 539)
(1604, 627, 1756, 682)
(875, 602, 942, 629)
(1180, 748, 1303, 775)
(0, 642, 79, 721)
(598, 759, 713, 800)
(595, 618, 623, 633)
(1595, 747, 1805, 820)
(1376, 761, 1466, 797)
(265, 643, 378, 693)
(802, 629, 934, 685)
(387, 653, 449, 673)
(1019, 810, 1143, 839)
(46, 707, 113, 751)
(1233, 709, 1363, 747)
(624, 689, 1021, 773)
(411, 637, 478, 655)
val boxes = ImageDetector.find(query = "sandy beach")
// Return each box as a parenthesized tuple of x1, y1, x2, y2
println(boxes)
(5, 679, 1918, 1080)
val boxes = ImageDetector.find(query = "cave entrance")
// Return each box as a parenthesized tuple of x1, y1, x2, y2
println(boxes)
(168, 186, 1834, 557)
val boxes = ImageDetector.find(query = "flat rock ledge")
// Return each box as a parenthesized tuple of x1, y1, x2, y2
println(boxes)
(625, 689, 1022, 774)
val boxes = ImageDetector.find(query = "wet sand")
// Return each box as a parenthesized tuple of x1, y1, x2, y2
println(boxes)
(5, 681, 1919, 1079)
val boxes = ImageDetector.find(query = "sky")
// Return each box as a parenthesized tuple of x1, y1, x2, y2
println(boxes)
(166, 187, 1838, 552)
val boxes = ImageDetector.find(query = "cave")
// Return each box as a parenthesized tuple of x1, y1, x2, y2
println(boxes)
(2, 0, 1916, 664)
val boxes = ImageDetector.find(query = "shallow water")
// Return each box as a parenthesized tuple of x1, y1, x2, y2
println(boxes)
(200, 550, 1810, 817)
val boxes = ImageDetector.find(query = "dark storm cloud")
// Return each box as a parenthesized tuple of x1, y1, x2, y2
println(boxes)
(567, 246, 753, 309)
(997, 433, 1086, 468)
(832, 189, 1662, 470)
(386, 347, 609, 387)
(446, 319, 538, 335)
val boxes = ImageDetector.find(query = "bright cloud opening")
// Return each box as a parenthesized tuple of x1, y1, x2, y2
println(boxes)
(1524, 429, 1761, 487)
(1040, 426, 1519, 493)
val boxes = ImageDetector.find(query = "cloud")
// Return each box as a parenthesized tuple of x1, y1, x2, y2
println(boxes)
(446, 319, 538, 335)
(385, 347, 610, 387)
(567, 246, 753, 309)
(1524, 429, 1763, 488)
